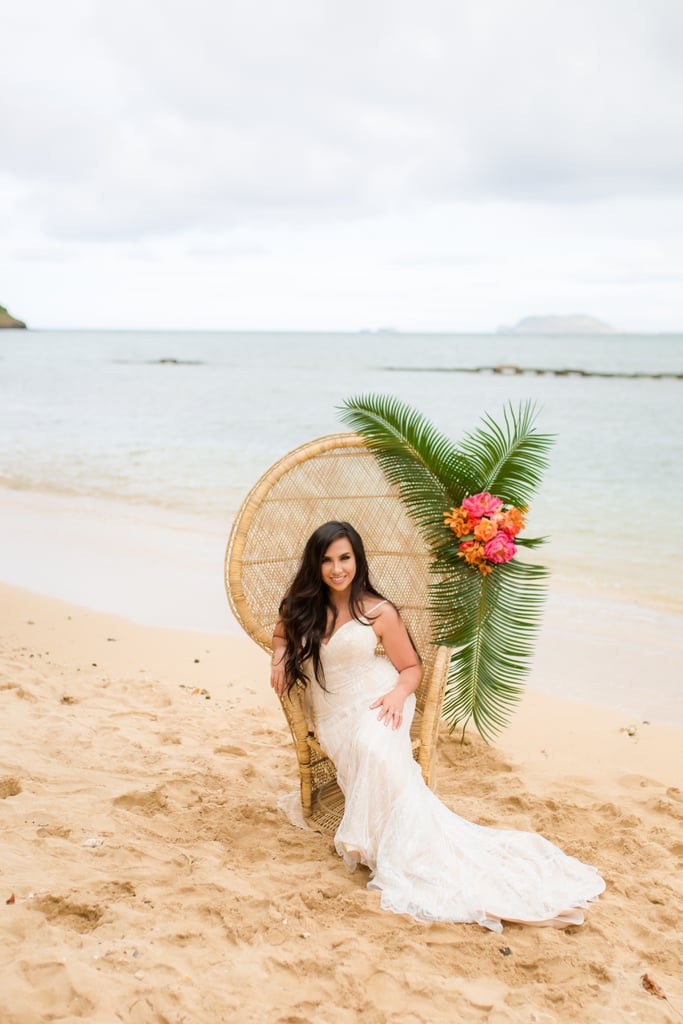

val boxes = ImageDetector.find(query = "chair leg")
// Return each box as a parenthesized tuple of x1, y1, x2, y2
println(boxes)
(279, 688, 314, 819)
(418, 645, 451, 790)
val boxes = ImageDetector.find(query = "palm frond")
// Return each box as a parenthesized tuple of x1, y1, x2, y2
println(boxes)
(515, 535, 549, 549)
(441, 560, 550, 741)
(338, 395, 554, 741)
(428, 565, 483, 640)
(457, 401, 555, 508)
(339, 394, 474, 546)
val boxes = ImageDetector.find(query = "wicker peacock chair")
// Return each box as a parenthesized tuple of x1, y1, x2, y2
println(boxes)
(225, 432, 451, 835)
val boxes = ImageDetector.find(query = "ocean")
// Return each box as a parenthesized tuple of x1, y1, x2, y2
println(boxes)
(1, 329, 681, 721)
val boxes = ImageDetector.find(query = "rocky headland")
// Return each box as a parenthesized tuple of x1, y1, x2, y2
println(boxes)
(0, 304, 27, 329)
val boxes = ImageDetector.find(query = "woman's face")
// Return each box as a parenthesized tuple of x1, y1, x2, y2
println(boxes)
(321, 536, 357, 595)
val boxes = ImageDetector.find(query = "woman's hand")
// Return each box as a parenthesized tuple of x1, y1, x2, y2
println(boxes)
(271, 654, 287, 696)
(367, 603, 421, 730)
(271, 620, 288, 697)
(370, 688, 406, 730)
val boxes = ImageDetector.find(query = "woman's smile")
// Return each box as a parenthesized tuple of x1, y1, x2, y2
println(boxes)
(321, 537, 357, 593)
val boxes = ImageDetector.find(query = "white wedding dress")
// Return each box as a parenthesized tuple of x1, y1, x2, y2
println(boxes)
(289, 606, 605, 932)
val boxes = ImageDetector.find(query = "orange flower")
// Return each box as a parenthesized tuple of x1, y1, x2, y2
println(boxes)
(444, 506, 473, 538)
(458, 539, 495, 576)
(459, 540, 483, 563)
(473, 518, 497, 542)
(498, 506, 526, 537)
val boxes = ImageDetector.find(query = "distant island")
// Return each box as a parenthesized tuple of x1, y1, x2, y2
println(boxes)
(358, 326, 400, 334)
(497, 315, 616, 335)
(0, 304, 27, 329)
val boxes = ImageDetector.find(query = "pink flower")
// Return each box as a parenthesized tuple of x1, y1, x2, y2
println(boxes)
(462, 492, 504, 519)
(484, 531, 517, 564)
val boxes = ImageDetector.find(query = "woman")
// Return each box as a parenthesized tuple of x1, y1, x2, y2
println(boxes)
(272, 521, 605, 931)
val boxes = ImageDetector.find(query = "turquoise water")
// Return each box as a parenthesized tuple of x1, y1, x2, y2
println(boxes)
(1, 329, 682, 611)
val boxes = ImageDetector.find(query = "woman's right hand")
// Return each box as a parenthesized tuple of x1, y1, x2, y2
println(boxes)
(271, 620, 288, 696)
(271, 655, 286, 696)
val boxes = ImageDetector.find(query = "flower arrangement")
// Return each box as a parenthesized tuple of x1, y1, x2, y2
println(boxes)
(340, 395, 554, 741)
(444, 492, 526, 576)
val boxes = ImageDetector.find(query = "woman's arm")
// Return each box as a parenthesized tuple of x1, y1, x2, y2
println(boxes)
(369, 603, 422, 729)
(271, 620, 288, 696)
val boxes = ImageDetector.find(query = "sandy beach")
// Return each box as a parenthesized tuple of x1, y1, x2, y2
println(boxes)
(1, 581, 681, 1023)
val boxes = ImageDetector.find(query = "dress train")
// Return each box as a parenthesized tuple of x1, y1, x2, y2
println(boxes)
(281, 614, 604, 932)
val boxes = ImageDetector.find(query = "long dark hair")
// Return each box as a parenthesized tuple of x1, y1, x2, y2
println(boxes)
(279, 521, 384, 693)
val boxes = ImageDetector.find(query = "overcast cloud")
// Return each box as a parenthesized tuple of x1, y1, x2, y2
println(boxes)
(1, 1, 682, 330)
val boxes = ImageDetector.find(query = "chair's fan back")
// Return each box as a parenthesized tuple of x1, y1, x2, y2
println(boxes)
(225, 433, 438, 713)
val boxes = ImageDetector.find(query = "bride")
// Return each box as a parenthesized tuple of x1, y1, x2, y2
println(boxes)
(271, 521, 605, 932)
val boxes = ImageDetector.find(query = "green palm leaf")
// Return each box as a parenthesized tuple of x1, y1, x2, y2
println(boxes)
(339, 393, 475, 548)
(338, 394, 554, 741)
(458, 401, 555, 508)
(441, 560, 550, 741)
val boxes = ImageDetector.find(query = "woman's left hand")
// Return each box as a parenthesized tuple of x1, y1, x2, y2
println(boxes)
(370, 689, 406, 730)
(367, 603, 421, 731)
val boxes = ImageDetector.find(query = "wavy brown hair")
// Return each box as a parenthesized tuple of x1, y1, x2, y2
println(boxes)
(279, 521, 384, 693)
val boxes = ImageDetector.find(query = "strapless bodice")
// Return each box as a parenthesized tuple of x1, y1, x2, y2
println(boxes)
(307, 618, 399, 722)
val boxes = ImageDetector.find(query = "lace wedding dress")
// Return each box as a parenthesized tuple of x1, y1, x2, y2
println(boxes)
(289, 604, 605, 932)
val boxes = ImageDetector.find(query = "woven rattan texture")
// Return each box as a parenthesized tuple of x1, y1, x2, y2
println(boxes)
(307, 781, 346, 833)
(225, 434, 438, 713)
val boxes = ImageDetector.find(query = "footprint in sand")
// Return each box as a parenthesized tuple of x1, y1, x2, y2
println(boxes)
(618, 772, 663, 789)
(2, 683, 38, 702)
(93, 879, 136, 901)
(18, 960, 94, 1017)
(648, 795, 683, 822)
(30, 894, 103, 933)
(502, 794, 534, 812)
(0, 776, 22, 799)
(37, 824, 72, 839)
(113, 786, 169, 815)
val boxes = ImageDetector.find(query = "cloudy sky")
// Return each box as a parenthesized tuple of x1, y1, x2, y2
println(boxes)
(1, 1, 682, 331)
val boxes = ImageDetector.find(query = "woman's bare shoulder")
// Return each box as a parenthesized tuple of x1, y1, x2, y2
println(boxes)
(361, 596, 399, 624)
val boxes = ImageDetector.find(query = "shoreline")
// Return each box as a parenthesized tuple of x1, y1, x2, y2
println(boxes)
(1, 479, 681, 724)
(2, 481, 680, 616)
(1, 581, 681, 1022)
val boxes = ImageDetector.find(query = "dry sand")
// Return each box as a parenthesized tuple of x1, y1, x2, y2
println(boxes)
(1, 581, 682, 1024)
